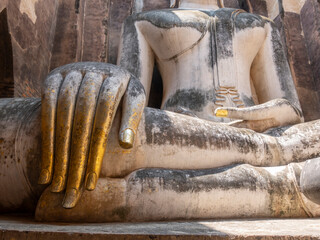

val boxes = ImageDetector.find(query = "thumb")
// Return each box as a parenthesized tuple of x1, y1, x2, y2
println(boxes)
(119, 77, 146, 149)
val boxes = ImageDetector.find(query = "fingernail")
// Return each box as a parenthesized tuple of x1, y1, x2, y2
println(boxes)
(63, 188, 79, 209)
(119, 128, 135, 149)
(51, 176, 64, 192)
(215, 109, 228, 117)
(38, 169, 50, 184)
(86, 172, 97, 191)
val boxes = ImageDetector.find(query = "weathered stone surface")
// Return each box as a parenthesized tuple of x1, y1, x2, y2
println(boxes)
(50, 0, 133, 65)
(282, 13, 313, 89)
(107, 0, 133, 64)
(300, 0, 320, 96)
(248, 0, 268, 16)
(138, 0, 170, 12)
(49, 0, 79, 70)
(280, 10, 320, 120)
(7, 0, 59, 97)
(282, 0, 307, 14)
(0, 0, 7, 12)
(1, 215, 320, 239)
(224, 0, 239, 8)
(265, 0, 280, 20)
(295, 87, 320, 121)
(235, 0, 320, 120)
(2, 0, 320, 229)
(1, 0, 320, 122)
(79, 0, 110, 62)
(50, 0, 111, 67)
(0, 8, 14, 98)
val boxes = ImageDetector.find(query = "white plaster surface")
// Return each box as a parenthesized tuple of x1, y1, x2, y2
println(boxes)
(19, 0, 39, 24)
(282, 0, 306, 14)
(266, 0, 280, 20)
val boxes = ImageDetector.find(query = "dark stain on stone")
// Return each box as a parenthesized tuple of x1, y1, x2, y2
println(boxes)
(211, 9, 234, 59)
(278, 0, 284, 15)
(144, 107, 208, 148)
(163, 88, 214, 112)
(75, 0, 80, 14)
(264, 125, 291, 137)
(129, 162, 307, 217)
(144, 107, 264, 157)
(241, 94, 255, 106)
(233, 12, 265, 30)
(119, 15, 141, 79)
(270, 23, 299, 105)
(112, 206, 130, 221)
(130, 164, 267, 193)
(134, 9, 207, 32)
(127, 76, 145, 98)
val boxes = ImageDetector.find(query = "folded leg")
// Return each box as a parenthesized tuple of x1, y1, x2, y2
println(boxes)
(2, 98, 320, 213)
(36, 162, 320, 222)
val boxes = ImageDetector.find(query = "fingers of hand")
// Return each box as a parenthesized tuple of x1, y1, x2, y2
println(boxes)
(39, 72, 64, 185)
(119, 78, 146, 149)
(215, 108, 229, 118)
(215, 99, 301, 122)
(51, 70, 83, 193)
(215, 106, 265, 120)
(63, 72, 104, 208)
(85, 74, 130, 191)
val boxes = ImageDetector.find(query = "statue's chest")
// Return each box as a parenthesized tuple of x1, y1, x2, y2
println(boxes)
(151, 10, 265, 111)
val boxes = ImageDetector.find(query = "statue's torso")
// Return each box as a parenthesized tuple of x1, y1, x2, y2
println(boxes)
(133, 8, 269, 122)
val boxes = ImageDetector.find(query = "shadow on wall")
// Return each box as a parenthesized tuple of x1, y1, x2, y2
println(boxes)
(0, 8, 14, 98)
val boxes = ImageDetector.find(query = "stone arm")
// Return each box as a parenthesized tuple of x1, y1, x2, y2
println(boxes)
(216, 21, 304, 132)
(118, 15, 155, 102)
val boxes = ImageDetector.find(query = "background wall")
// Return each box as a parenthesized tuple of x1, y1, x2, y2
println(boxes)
(0, 0, 319, 120)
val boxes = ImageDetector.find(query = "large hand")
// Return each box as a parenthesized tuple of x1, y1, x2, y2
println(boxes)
(214, 99, 304, 132)
(38, 62, 145, 208)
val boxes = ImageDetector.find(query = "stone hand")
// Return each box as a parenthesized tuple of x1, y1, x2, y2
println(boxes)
(215, 98, 303, 132)
(38, 63, 145, 208)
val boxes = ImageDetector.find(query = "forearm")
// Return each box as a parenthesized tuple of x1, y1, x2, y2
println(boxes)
(0, 98, 45, 212)
(221, 98, 304, 132)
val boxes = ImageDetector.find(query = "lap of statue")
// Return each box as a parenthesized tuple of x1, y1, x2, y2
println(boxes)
(1, 63, 320, 222)
(1, 1, 320, 222)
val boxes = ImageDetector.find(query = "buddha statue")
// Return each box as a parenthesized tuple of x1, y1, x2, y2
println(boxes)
(1, 0, 320, 221)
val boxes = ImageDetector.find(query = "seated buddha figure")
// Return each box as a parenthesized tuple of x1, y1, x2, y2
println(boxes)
(1, 0, 320, 221)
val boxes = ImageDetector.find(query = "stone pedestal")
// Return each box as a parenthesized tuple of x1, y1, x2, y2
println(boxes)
(1, 215, 320, 240)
